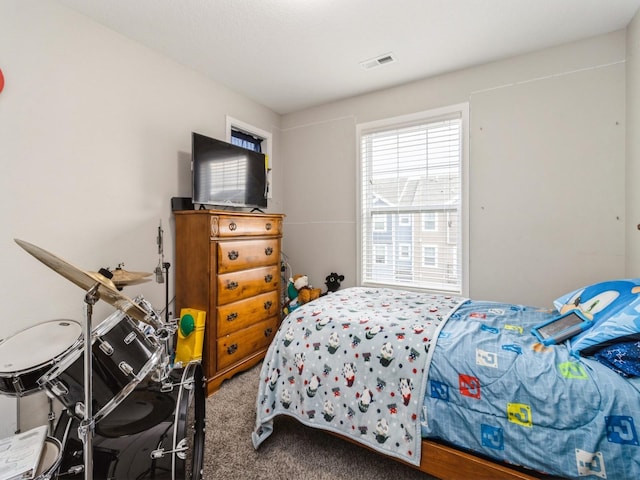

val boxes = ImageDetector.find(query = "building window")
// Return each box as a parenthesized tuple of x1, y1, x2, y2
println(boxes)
(372, 214, 388, 232)
(374, 244, 388, 264)
(358, 104, 468, 294)
(399, 243, 411, 260)
(422, 245, 437, 267)
(422, 212, 437, 231)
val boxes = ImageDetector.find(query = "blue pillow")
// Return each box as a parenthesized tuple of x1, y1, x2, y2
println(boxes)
(592, 340, 640, 377)
(552, 279, 640, 356)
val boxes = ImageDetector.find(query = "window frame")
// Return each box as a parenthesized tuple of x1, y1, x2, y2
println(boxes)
(356, 103, 469, 296)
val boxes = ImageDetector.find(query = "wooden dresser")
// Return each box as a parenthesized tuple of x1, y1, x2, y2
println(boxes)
(174, 210, 284, 395)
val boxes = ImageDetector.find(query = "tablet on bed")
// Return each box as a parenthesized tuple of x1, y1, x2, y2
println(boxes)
(531, 310, 594, 346)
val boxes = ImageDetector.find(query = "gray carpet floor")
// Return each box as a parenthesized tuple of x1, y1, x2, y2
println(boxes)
(203, 362, 438, 479)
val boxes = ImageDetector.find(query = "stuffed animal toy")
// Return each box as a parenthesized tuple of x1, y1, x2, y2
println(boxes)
(325, 272, 344, 293)
(296, 274, 322, 305)
(288, 274, 322, 308)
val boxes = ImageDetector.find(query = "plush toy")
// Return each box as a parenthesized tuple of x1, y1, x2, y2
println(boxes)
(287, 274, 322, 310)
(325, 272, 344, 293)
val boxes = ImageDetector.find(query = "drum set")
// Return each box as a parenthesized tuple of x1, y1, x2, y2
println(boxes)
(0, 239, 205, 480)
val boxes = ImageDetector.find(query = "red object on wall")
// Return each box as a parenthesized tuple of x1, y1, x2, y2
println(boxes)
(0, 68, 4, 93)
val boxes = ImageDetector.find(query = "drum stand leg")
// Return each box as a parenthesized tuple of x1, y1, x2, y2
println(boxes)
(79, 283, 99, 480)
(15, 395, 20, 434)
(48, 397, 56, 436)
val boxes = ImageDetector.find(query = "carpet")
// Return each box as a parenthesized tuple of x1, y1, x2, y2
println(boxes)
(203, 362, 438, 479)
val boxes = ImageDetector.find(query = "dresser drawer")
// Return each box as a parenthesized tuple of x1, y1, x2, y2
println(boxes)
(217, 238, 279, 274)
(216, 316, 279, 370)
(216, 290, 279, 336)
(217, 265, 279, 305)
(212, 215, 282, 238)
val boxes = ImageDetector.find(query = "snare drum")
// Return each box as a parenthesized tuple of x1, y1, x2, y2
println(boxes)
(39, 309, 162, 423)
(55, 362, 205, 480)
(34, 437, 63, 480)
(0, 320, 81, 396)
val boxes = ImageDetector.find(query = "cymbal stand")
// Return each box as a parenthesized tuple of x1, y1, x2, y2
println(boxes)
(79, 283, 99, 480)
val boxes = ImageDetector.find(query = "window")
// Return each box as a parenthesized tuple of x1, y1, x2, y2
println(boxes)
(422, 245, 437, 267)
(231, 129, 263, 152)
(422, 212, 437, 231)
(374, 244, 388, 264)
(399, 243, 411, 260)
(226, 116, 273, 199)
(358, 104, 468, 294)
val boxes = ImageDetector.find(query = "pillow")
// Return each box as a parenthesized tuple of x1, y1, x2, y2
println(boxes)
(552, 279, 640, 356)
(591, 340, 640, 377)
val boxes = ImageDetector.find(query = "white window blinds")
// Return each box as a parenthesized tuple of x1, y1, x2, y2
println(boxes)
(359, 111, 463, 294)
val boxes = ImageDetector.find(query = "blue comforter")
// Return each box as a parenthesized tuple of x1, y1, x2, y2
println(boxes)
(423, 300, 640, 479)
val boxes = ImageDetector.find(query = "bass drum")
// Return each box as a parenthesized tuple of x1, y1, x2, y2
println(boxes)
(54, 362, 205, 480)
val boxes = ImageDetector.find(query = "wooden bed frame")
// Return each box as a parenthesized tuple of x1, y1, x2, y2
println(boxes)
(416, 439, 544, 480)
(335, 432, 546, 479)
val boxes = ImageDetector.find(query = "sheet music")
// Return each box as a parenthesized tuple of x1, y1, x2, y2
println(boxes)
(0, 425, 47, 480)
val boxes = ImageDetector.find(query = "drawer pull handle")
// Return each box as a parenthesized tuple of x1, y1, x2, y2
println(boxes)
(229, 222, 237, 231)
(227, 344, 238, 355)
(226, 281, 238, 291)
(264, 247, 273, 256)
(228, 250, 239, 261)
(264, 328, 273, 337)
(264, 274, 273, 283)
(264, 301, 273, 310)
(265, 222, 272, 231)
(226, 312, 238, 322)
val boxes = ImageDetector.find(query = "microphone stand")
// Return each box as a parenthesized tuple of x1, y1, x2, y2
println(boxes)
(80, 283, 99, 480)
(163, 262, 170, 324)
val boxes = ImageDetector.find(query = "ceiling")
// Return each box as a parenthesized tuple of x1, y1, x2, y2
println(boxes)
(56, 0, 640, 115)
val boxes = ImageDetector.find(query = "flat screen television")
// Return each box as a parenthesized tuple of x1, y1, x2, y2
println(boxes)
(192, 132, 267, 209)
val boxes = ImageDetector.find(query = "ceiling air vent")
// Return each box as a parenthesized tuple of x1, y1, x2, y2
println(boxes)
(360, 52, 397, 70)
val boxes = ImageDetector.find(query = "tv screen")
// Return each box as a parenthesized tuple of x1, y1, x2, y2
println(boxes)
(192, 132, 267, 209)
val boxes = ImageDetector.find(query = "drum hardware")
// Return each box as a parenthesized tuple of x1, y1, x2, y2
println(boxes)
(155, 221, 172, 324)
(81, 282, 99, 480)
(150, 438, 189, 459)
(160, 376, 194, 394)
(47, 398, 56, 436)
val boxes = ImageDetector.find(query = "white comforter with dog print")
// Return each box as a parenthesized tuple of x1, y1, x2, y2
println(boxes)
(252, 287, 466, 465)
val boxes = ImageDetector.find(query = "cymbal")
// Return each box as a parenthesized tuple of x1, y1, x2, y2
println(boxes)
(111, 269, 152, 283)
(14, 239, 162, 329)
(90, 268, 152, 288)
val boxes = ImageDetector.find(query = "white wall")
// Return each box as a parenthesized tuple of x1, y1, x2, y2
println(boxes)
(627, 9, 640, 276)
(280, 31, 627, 308)
(0, 0, 282, 431)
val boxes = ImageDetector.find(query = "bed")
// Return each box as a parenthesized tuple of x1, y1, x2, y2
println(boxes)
(252, 285, 640, 479)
